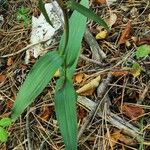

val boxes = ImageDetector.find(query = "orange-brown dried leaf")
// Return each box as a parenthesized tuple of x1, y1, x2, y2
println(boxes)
(111, 70, 129, 77)
(7, 57, 14, 66)
(122, 104, 144, 120)
(6, 95, 16, 109)
(78, 107, 87, 120)
(118, 21, 132, 45)
(110, 130, 122, 147)
(40, 106, 52, 121)
(73, 73, 87, 84)
(94, 0, 106, 4)
(119, 134, 136, 146)
(6, 100, 13, 109)
(0, 75, 6, 83)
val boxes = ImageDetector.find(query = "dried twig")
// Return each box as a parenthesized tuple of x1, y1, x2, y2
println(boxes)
(84, 29, 106, 61)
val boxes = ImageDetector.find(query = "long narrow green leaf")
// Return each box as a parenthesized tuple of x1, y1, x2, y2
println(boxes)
(38, 0, 53, 27)
(56, 0, 69, 51)
(55, 78, 77, 150)
(59, 0, 88, 71)
(67, 0, 109, 29)
(11, 51, 63, 121)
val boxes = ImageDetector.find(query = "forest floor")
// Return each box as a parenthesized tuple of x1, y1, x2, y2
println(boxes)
(0, 0, 150, 149)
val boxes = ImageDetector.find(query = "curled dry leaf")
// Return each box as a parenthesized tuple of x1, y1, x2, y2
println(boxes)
(96, 30, 107, 40)
(94, 0, 106, 4)
(76, 75, 101, 95)
(118, 21, 132, 45)
(0, 75, 6, 83)
(40, 106, 53, 121)
(73, 73, 87, 84)
(119, 133, 137, 146)
(111, 67, 130, 77)
(106, 12, 117, 28)
(110, 130, 122, 147)
(122, 103, 144, 120)
(110, 129, 136, 147)
(7, 57, 14, 66)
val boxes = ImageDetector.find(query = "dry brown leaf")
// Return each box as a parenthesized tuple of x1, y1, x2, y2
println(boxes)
(40, 106, 52, 121)
(94, 0, 106, 4)
(122, 104, 144, 120)
(78, 107, 87, 120)
(7, 57, 14, 66)
(73, 73, 87, 84)
(119, 134, 136, 146)
(112, 71, 129, 77)
(110, 130, 122, 147)
(6, 95, 16, 109)
(0, 75, 6, 83)
(76, 75, 101, 94)
(107, 13, 117, 28)
(118, 21, 132, 45)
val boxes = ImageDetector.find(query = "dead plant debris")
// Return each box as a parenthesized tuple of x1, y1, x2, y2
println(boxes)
(0, 0, 150, 149)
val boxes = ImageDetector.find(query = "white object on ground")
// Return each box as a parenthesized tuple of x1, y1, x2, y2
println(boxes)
(107, 0, 117, 6)
(25, 1, 63, 64)
(0, 15, 4, 28)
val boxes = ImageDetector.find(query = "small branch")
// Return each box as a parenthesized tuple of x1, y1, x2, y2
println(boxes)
(0, 39, 50, 58)
(77, 96, 144, 143)
(84, 29, 106, 61)
(80, 54, 108, 67)
(26, 108, 32, 150)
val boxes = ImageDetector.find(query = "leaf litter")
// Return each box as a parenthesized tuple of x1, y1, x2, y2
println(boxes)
(0, 0, 150, 149)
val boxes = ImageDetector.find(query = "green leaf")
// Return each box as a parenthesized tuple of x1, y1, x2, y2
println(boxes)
(0, 127, 8, 142)
(56, 0, 69, 51)
(59, 0, 88, 74)
(135, 44, 150, 59)
(11, 51, 63, 121)
(55, 78, 77, 150)
(66, 0, 108, 29)
(0, 118, 12, 127)
(38, 0, 53, 27)
(131, 63, 141, 77)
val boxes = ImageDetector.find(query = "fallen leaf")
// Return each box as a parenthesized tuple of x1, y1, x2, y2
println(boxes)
(7, 57, 14, 66)
(137, 37, 150, 46)
(79, 88, 95, 96)
(0, 75, 6, 83)
(110, 130, 122, 147)
(78, 107, 87, 120)
(76, 75, 101, 94)
(130, 63, 141, 77)
(135, 44, 150, 59)
(122, 104, 144, 120)
(96, 30, 107, 40)
(40, 106, 52, 121)
(119, 134, 136, 146)
(94, 0, 106, 4)
(118, 21, 132, 45)
(6, 95, 16, 109)
(112, 70, 129, 77)
(73, 73, 87, 84)
(107, 13, 117, 28)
